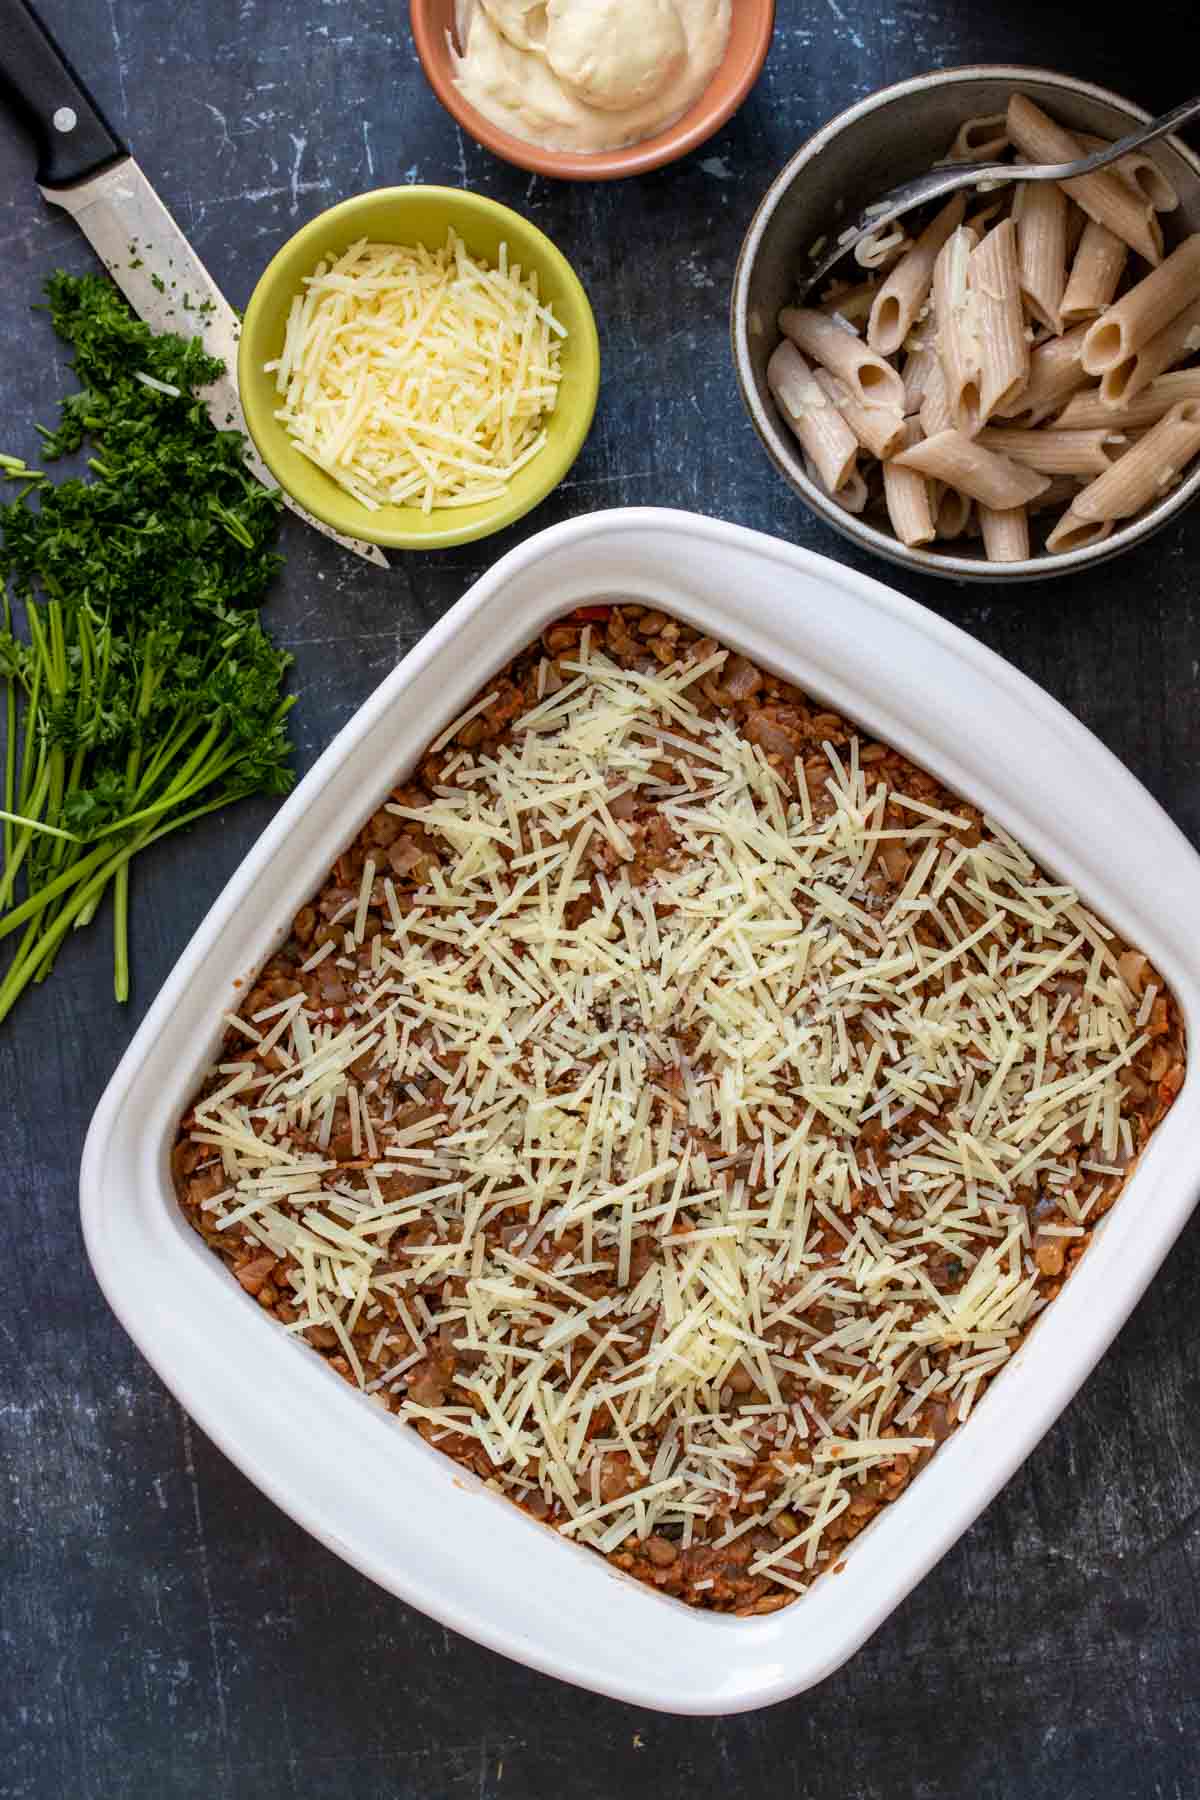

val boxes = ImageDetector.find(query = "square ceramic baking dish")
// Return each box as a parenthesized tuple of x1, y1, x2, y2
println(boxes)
(81, 507, 1200, 1714)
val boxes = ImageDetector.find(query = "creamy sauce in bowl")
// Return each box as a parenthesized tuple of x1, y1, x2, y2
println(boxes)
(450, 0, 732, 155)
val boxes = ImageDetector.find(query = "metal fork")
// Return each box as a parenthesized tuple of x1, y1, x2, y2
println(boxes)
(800, 92, 1200, 297)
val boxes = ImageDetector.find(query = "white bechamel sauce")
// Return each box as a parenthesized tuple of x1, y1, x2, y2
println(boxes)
(451, 0, 732, 155)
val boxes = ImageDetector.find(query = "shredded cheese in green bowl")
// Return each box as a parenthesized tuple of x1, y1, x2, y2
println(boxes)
(239, 186, 600, 550)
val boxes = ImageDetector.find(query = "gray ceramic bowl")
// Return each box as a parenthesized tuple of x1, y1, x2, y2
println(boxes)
(731, 67, 1200, 582)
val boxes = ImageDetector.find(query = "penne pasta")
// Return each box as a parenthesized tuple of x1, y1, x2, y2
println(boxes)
(932, 226, 982, 433)
(777, 307, 906, 411)
(1071, 400, 1200, 522)
(817, 281, 878, 324)
(1063, 200, 1088, 263)
(1006, 95, 1162, 266)
(855, 224, 911, 271)
(1099, 294, 1200, 407)
(901, 343, 937, 414)
(919, 357, 954, 436)
(812, 367, 906, 459)
(767, 340, 859, 492)
(881, 418, 937, 546)
(1081, 235, 1200, 371)
(933, 482, 972, 538)
(969, 220, 1030, 421)
(1013, 182, 1069, 333)
(1028, 473, 1088, 516)
(1045, 507, 1115, 553)
(833, 469, 871, 512)
(976, 426, 1126, 476)
(979, 503, 1031, 561)
(1060, 220, 1128, 325)
(802, 452, 869, 514)
(786, 93, 1200, 564)
(868, 193, 966, 357)
(964, 197, 1009, 239)
(892, 428, 1051, 508)
(1055, 369, 1200, 431)
(946, 113, 1009, 162)
(1076, 133, 1180, 213)
(994, 322, 1091, 426)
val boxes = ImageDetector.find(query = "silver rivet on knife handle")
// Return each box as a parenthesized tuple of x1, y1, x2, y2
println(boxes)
(41, 158, 389, 570)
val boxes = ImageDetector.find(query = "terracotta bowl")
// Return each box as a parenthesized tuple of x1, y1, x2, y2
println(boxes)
(410, 0, 775, 180)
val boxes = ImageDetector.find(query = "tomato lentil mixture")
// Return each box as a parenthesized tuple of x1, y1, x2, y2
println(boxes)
(174, 605, 1185, 1613)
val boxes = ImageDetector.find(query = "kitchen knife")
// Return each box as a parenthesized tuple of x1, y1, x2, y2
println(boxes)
(0, 0, 389, 569)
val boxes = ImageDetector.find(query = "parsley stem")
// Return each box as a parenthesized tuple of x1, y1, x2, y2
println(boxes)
(0, 760, 51, 911)
(2, 589, 14, 869)
(112, 860, 130, 1001)
(0, 790, 239, 1020)
(0, 837, 114, 942)
(0, 807, 78, 841)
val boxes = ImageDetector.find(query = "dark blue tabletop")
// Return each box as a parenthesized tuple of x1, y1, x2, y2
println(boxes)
(2, 3, 1199, 1795)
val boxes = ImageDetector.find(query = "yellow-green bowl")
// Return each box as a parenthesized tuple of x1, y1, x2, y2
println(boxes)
(238, 186, 601, 551)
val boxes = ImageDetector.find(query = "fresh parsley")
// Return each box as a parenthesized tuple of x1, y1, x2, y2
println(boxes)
(0, 272, 294, 1023)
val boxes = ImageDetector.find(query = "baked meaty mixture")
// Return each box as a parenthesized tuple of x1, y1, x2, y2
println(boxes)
(174, 605, 1185, 1613)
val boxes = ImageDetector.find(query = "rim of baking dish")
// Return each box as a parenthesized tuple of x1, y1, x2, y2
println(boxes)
(81, 508, 1200, 1712)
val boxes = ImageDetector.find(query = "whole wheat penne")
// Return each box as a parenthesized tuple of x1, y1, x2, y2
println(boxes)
(979, 503, 1031, 561)
(1064, 201, 1088, 262)
(964, 197, 1009, 239)
(1060, 220, 1128, 325)
(946, 113, 1009, 162)
(1076, 133, 1179, 212)
(868, 193, 967, 356)
(1006, 94, 1162, 266)
(919, 357, 954, 436)
(893, 428, 1051, 508)
(1012, 182, 1068, 333)
(970, 220, 1030, 421)
(882, 418, 937, 546)
(901, 344, 938, 413)
(1081, 235, 1200, 373)
(812, 366, 906, 459)
(802, 452, 870, 514)
(934, 482, 972, 539)
(1055, 369, 1200, 431)
(1028, 473, 1088, 516)
(855, 224, 911, 271)
(1071, 400, 1200, 521)
(778, 307, 906, 411)
(1100, 295, 1200, 407)
(767, 340, 859, 492)
(994, 322, 1091, 425)
(833, 468, 871, 513)
(1045, 507, 1115, 553)
(817, 281, 878, 324)
(976, 426, 1125, 476)
(932, 226, 982, 433)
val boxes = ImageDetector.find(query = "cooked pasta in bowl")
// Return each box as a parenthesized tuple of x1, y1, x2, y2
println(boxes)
(732, 68, 1200, 580)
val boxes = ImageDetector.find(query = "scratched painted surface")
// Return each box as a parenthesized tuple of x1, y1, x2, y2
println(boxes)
(2, 2, 1200, 1795)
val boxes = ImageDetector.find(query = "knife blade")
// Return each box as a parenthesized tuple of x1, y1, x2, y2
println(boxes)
(0, 0, 389, 569)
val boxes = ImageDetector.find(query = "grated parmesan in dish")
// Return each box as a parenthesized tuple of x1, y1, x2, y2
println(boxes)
(266, 231, 566, 514)
(174, 608, 1184, 1612)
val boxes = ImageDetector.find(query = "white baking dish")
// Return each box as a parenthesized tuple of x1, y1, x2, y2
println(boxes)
(81, 508, 1200, 1714)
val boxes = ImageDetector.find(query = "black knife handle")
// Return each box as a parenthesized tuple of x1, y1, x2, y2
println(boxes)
(0, 0, 126, 188)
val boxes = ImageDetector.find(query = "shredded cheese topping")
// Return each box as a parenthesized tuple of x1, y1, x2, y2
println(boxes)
(267, 231, 565, 514)
(184, 628, 1171, 1594)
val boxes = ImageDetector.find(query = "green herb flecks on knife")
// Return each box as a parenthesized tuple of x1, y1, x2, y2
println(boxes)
(0, 271, 294, 1023)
